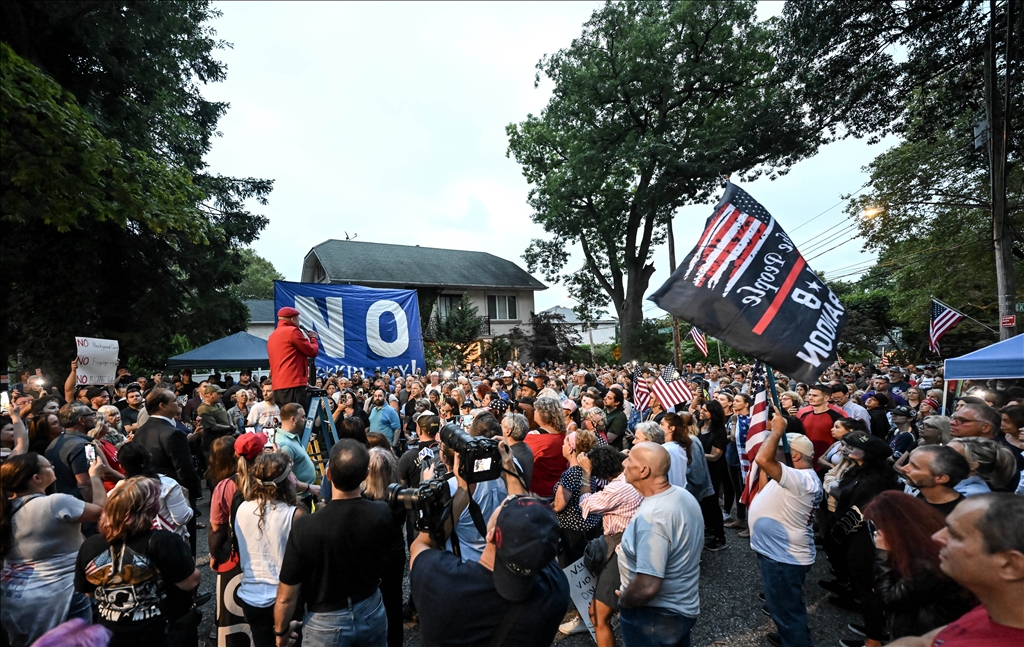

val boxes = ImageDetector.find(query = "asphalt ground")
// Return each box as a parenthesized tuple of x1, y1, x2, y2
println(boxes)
(192, 501, 862, 647)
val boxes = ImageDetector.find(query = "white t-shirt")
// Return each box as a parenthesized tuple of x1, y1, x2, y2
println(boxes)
(748, 464, 822, 566)
(247, 400, 281, 431)
(235, 500, 297, 607)
(618, 486, 703, 618)
(663, 441, 689, 490)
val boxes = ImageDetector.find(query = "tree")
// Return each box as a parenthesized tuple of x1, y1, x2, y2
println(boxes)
(426, 295, 486, 369)
(778, 0, 1022, 337)
(229, 249, 285, 301)
(0, 1, 273, 376)
(507, 1, 821, 361)
(517, 311, 582, 364)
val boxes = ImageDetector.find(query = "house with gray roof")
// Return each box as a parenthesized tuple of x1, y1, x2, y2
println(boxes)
(300, 240, 546, 341)
(540, 305, 618, 345)
(243, 299, 276, 339)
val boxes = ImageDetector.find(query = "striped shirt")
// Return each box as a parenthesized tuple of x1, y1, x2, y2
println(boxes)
(580, 474, 643, 535)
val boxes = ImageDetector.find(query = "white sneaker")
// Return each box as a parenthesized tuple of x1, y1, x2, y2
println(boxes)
(559, 616, 588, 635)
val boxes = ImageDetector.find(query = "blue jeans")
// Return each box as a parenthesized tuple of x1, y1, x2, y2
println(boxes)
(302, 590, 387, 647)
(619, 606, 697, 647)
(756, 553, 813, 647)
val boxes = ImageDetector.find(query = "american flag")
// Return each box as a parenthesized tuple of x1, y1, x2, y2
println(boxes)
(632, 366, 651, 411)
(878, 354, 889, 369)
(740, 361, 769, 505)
(929, 299, 965, 355)
(651, 364, 693, 409)
(683, 185, 776, 297)
(690, 327, 708, 357)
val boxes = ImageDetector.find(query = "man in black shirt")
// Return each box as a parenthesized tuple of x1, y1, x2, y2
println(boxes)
(898, 444, 969, 516)
(399, 414, 441, 488)
(409, 442, 569, 647)
(275, 439, 393, 647)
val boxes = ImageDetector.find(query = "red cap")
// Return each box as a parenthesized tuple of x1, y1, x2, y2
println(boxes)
(235, 432, 269, 460)
(277, 306, 300, 318)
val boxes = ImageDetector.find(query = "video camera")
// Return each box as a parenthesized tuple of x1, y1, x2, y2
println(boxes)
(385, 478, 452, 545)
(439, 423, 503, 484)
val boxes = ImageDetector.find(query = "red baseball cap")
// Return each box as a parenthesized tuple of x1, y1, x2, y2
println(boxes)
(277, 306, 300, 318)
(235, 432, 269, 460)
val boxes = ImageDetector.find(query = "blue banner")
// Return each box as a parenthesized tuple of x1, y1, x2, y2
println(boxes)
(274, 281, 425, 377)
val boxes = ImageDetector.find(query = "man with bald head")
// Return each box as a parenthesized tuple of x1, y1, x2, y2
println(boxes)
(617, 442, 704, 647)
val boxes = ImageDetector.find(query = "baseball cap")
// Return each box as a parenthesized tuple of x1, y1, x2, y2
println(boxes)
(85, 386, 107, 399)
(489, 399, 510, 416)
(561, 399, 577, 412)
(277, 306, 300, 318)
(891, 405, 916, 419)
(492, 497, 561, 601)
(784, 433, 814, 460)
(502, 370, 513, 378)
(234, 432, 268, 460)
(202, 384, 224, 395)
(843, 432, 893, 459)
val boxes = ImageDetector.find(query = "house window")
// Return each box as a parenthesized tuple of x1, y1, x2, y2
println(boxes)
(487, 295, 518, 320)
(437, 294, 462, 319)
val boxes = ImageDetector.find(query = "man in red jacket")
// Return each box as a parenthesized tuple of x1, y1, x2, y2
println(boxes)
(268, 306, 319, 408)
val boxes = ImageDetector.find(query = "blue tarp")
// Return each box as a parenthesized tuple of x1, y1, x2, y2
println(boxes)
(943, 335, 1024, 380)
(166, 332, 269, 369)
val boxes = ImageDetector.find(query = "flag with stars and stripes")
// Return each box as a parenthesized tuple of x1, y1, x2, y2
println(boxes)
(740, 361, 769, 505)
(650, 364, 693, 409)
(690, 327, 708, 357)
(632, 367, 651, 412)
(650, 182, 848, 383)
(929, 299, 965, 355)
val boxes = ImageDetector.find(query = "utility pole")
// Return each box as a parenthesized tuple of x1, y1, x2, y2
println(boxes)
(984, 0, 1019, 339)
(667, 214, 683, 367)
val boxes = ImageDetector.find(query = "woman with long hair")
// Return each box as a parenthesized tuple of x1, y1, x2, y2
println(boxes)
(675, 411, 721, 545)
(115, 442, 193, 541)
(361, 447, 406, 647)
(780, 391, 804, 416)
(904, 387, 924, 412)
(862, 491, 975, 639)
(234, 452, 305, 647)
(524, 397, 569, 498)
(659, 411, 691, 488)
(88, 413, 125, 492)
(863, 392, 893, 439)
(553, 430, 602, 567)
(75, 477, 201, 647)
(698, 399, 730, 551)
(1, 453, 104, 647)
(28, 412, 62, 456)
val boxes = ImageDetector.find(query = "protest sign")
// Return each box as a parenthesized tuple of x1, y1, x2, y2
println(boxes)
(274, 281, 425, 377)
(75, 337, 119, 385)
(563, 557, 598, 641)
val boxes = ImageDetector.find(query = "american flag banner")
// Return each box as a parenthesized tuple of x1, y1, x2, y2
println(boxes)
(650, 183, 848, 383)
(740, 362, 769, 505)
(929, 299, 965, 355)
(632, 366, 651, 411)
(690, 327, 708, 357)
(651, 364, 693, 409)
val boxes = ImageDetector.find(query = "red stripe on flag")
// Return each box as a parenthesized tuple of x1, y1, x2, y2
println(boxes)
(698, 215, 756, 287)
(694, 211, 742, 287)
(752, 256, 806, 335)
(725, 221, 766, 284)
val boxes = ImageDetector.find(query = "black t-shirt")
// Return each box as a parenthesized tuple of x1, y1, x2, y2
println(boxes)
(919, 492, 965, 517)
(398, 441, 439, 488)
(75, 530, 195, 647)
(411, 549, 569, 647)
(279, 497, 393, 612)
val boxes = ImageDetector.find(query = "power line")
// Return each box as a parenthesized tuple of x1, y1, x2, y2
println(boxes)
(789, 183, 870, 234)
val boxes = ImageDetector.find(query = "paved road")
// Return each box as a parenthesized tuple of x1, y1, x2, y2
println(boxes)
(193, 502, 861, 647)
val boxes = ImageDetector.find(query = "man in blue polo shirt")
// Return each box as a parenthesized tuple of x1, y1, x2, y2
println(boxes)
(273, 403, 320, 504)
(368, 388, 401, 446)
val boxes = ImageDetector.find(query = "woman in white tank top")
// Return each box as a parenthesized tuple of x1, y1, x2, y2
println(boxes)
(234, 451, 305, 647)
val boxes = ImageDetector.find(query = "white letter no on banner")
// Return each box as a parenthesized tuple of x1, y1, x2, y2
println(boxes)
(366, 300, 409, 358)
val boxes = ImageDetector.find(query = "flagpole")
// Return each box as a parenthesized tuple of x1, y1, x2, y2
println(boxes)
(716, 339, 722, 366)
(763, 365, 793, 468)
(931, 296, 999, 334)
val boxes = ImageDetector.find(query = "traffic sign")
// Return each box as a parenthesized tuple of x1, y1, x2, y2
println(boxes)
(1001, 315, 1016, 327)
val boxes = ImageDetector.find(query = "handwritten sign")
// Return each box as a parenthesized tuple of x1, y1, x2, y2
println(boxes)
(563, 557, 598, 641)
(75, 337, 119, 385)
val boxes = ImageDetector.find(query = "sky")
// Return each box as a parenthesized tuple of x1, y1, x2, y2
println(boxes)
(203, 1, 894, 319)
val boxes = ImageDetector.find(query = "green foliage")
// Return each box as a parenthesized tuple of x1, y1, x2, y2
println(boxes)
(425, 295, 486, 369)
(229, 249, 285, 301)
(484, 335, 515, 367)
(0, 1, 273, 376)
(627, 319, 673, 365)
(572, 343, 617, 366)
(508, 0, 820, 360)
(516, 312, 582, 364)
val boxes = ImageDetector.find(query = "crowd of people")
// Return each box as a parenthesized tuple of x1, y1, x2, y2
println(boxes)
(2, 326, 1024, 647)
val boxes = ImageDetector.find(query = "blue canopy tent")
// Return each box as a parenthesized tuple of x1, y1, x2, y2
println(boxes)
(943, 335, 1024, 380)
(165, 331, 269, 369)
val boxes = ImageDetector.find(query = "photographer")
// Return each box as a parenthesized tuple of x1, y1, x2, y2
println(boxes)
(409, 441, 570, 647)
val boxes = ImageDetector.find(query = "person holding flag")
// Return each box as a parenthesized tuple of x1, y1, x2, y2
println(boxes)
(748, 405, 822, 647)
